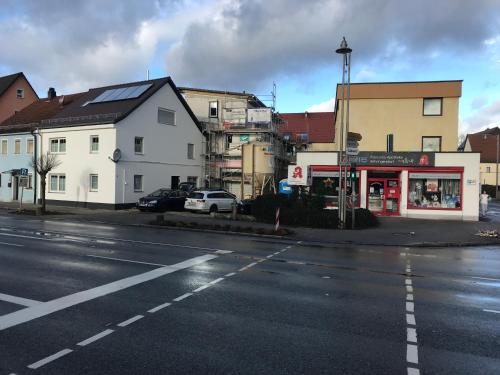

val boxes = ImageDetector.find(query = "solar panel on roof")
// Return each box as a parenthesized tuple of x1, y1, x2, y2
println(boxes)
(90, 83, 153, 104)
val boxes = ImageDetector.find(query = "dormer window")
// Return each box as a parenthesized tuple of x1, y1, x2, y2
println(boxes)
(16, 89, 24, 99)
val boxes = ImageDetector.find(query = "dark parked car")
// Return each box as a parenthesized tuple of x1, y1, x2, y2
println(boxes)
(238, 199, 254, 215)
(137, 189, 187, 212)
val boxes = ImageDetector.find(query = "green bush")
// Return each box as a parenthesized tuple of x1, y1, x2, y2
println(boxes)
(253, 194, 378, 229)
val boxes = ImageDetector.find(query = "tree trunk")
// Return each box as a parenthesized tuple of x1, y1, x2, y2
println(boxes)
(41, 174, 46, 214)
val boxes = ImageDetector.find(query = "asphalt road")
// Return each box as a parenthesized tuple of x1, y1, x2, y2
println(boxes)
(0, 214, 499, 375)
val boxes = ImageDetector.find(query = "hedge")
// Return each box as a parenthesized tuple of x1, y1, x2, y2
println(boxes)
(252, 194, 378, 229)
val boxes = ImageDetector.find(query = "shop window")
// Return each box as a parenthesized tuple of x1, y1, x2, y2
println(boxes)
(423, 98, 442, 116)
(422, 136, 441, 152)
(408, 172, 461, 209)
(311, 172, 360, 208)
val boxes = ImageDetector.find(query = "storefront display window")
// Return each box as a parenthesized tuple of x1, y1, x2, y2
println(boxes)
(311, 171, 360, 208)
(408, 172, 461, 209)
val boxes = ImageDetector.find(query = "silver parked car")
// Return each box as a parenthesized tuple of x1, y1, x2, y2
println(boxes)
(184, 190, 237, 213)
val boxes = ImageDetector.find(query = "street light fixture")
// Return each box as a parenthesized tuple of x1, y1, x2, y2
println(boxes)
(336, 37, 352, 229)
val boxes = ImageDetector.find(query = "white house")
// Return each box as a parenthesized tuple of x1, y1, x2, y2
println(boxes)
(38, 77, 204, 208)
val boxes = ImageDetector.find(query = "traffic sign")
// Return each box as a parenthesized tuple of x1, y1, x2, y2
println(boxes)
(346, 146, 359, 156)
(20, 168, 28, 176)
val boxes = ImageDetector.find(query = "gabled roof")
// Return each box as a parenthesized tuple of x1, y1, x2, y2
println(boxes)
(0, 72, 39, 99)
(465, 127, 500, 163)
(278, 112, 335, 143)
(0, 93, 85, 134)
(41, 77, 202, 132)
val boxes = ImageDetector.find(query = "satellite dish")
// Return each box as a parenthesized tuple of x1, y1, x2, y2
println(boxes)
(110, 148, 122, 163)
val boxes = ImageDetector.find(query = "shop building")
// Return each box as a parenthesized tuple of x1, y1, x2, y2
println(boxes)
(297, 151, 480, 221)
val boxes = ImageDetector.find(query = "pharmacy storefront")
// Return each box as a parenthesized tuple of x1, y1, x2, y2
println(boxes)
(296, 151, 480, 221)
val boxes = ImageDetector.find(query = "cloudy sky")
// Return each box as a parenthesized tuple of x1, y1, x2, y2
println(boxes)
(1, 0, 499, 135)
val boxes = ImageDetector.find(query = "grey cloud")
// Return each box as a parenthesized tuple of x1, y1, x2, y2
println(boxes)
(462, 100, 500, 133)
(166, 0, 500, 90)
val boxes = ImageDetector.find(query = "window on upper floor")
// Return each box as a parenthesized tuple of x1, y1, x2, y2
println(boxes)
(423, 98, 443, 116)
(158, 108, 175, 126)
(27, 139, 34, 154)
(90, 135, 99, 153)
(134, 137, 144, 154)
(16, 89, 24, 99)
(187, 143, 195, 159)
(50, 138, 66, 153)
(1, 139, 7, 155)
(209, 101, 218, 118)
(422, 136, 441, 152)
(14, 139, 21, 154)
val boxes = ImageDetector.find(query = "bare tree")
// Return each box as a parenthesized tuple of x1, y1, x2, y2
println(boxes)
(30, 151, 61, 213)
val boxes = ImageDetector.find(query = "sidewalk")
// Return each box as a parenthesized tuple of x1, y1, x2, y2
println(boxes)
(1, 201, 499, 248)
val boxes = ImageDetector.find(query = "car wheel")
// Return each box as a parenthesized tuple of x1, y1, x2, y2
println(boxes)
(209, 204, 218, 214)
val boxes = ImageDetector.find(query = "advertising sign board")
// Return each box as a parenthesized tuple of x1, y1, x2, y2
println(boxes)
(287, 165, 311, 186)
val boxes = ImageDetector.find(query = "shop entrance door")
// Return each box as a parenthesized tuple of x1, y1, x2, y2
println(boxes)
(367, 178, 400, 216)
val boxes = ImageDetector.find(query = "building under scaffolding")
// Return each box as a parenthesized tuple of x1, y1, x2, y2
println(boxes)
(179, 85, 289, 199)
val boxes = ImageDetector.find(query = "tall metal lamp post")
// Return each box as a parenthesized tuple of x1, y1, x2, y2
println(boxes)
(336, 37, 352, 229)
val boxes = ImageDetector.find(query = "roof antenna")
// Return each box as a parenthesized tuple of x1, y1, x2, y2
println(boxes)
(146, 69, 150, 81)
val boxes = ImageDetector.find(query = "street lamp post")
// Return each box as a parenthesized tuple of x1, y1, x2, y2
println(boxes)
(336, 37, 352, 229)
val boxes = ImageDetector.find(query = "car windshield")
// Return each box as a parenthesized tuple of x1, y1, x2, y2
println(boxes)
(188, 192, 204, 199)
(148, 189, 169, 197)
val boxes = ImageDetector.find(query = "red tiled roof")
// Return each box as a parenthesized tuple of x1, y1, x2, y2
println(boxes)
(467, 128, 500, 163)
(278, 112, 335, 143)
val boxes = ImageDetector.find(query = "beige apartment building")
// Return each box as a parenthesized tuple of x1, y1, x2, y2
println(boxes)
(334, 81, 461, 152)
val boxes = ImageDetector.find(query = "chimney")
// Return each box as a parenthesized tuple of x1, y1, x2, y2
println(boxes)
(48, 87, 56, 100)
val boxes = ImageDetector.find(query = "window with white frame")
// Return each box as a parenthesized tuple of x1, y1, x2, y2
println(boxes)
(27, 139, 34, 154)
(134, 137, 144, 154)
(1, 139, 7, 155)
(49, 174, 66, 192)
(90, 136, 99, 153)
(187, 143, 195, 159)
(16, 89, 24, 99)
(89, 174, 98, 192)
(14, 139, 21, 154)
(134, 175, 143, 192)
(50, 138, 66, 153)
(423, 98, 443, 116)
(158, 108, 175, 126)
(209, 101, 218, 118)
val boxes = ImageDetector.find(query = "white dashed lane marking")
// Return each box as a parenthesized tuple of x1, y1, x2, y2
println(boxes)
(406, 314, 416, 325)
(404, 257, 420, 373)
(77, 329, 114, 346)
(27, 349, 73, 369)
(225, 272, 236, 277)
(407, 327, 417, 343)
(117, 315, 144, 327)
(173, 293, 193, 302)
(209, 277, 224, 285)
(407, 344, 419, 364)
(483, 309, 500, 314)
(147, 302, 171, 313)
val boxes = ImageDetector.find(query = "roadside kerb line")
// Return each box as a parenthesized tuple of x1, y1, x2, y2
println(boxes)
(77, 329, 114, 346)
(0, 254, 217, 331)
(483, 309, 500, 314)
(117, 315, 144, 327)
(27, 349, 73, 369)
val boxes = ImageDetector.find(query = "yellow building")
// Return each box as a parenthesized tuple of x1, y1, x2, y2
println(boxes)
(334, 81, 461, 152)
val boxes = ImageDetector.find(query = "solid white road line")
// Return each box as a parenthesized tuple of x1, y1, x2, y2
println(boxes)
(225, 272, 236, 277)
(483, 309, 500, 314)
(117, 315, 144, 327)
(86, 254, 168, 267)
(173, 293, 193, 302)
(215, 250, 233, 254)
(406, 314, 416, 325)
(148, 302, 172, 313)
(209, 277, 224, 285)
(246, 262, 257, 268)
(406, 302, 415, 313)
(0, 232, 50, 241)
(266, 255, 273, 258)
(257, 259, 266, 263)
(407, 344, 418, 364)
(0, 254, 217, 331)
(407, 327, 417, 343)
(0, 241, 24, 247)
(95, 240, 116, 245)
(77, 329, 114, 346)
(27, 349, 73, 369)
(407, 368, 420, 375)
(0, 293, 41, 307)
(472, 276, 500, 282)
(238, 266, 249, 271)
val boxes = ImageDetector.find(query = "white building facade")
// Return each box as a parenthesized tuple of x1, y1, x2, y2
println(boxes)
(39, 78, 204, 208)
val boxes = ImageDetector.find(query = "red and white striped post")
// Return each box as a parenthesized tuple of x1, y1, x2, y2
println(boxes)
(275, 207, 280, 232)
